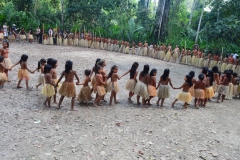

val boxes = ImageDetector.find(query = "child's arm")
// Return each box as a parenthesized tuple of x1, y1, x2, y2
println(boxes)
(74, 71, 80, 84)
(0, 63, 11, 71)
(97, 74, 105, 85)
(174, 83, 184, 89)
(76, 77, 87, 85)
(115, 73, 120, 80)
(24, 63, 34, 73)
(169, 78, 174, 89)
(10, 62, 20, 69)
(133, 71, 138, 81)
(156, 78, 161, 89)
(46, 75, 55, 87)
(56, 71, 64, 86)
(119, 70, 130, 79)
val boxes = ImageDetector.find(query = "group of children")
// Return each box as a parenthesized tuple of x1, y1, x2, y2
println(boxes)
(0, 41, 240, 111)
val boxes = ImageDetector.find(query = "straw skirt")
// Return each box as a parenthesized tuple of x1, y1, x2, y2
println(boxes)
(134, 81, 149, 99)
(176, 92, 192, 103)
(125, 79, 136, 92)
(41, 84, 55, 97)
(59, 82, 76, 97)
(157, 84, 170, 98)
(77, 85, 92, 102)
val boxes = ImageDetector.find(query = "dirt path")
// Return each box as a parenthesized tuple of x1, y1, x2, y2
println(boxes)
(0, 42, 239, 160)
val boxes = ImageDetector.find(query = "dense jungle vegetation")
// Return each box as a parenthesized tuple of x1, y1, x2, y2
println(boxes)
(0, 0, 239, 53)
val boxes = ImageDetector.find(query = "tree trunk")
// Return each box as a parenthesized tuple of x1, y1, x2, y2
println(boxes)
(188, 0, 197, 30)
(195, 0, 206, 43)
(153, 0, 171, 40)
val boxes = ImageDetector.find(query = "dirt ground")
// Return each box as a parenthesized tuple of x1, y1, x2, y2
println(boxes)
(0, 42, 240, 160)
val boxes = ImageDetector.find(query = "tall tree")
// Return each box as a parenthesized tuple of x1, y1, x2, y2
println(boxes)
(195, 0, 206, 43)
(153, 0, 171, 40)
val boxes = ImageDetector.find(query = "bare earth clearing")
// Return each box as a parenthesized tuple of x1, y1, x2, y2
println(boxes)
(0, 43, 240, 160)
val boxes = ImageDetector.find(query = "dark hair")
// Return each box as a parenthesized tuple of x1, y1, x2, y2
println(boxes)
(225, 71, 231, 82)
(130, 62, 139, 79)
(186, 75, 193, 87)
(212, 66, 219, 73)
(3, 41, 9, 48)
(218, 71, 221, 76)
(202, 67, 208, 75)
(19, 54, 28, 63)
(233, 72, 238, 77)
(96, 65, 102, 74)
(97, 59, 105, 66)
(37, 59, 46, 71)
(108, 65, 118, 78)
(65, 60, 73, 74)
(50, 59, 57, 68)
(44, 64, 52, 74)
(189, 71, 195, 78)
(150, 68, 157, 77)
(141, 64, 149, 77)
(207, 70, 214, 86)
(198, 74, 204, 81)
(229, 70, 233, 75)
(47, 58, 53, 65)
(85, 69, 91, 76)
(0, 56, 4, 62)
(161, 69, 170, 81)
(94, 58, 101, 73)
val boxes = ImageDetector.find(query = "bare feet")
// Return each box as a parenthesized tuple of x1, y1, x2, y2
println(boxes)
(93, 103, 98, 107)
(17, 86, 23, 88)
(172, 103, 174, 108)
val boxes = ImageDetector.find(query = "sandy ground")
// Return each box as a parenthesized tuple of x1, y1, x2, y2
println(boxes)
(0, 42, 240, 160)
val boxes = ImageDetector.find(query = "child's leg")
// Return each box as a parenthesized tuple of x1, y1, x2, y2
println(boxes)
(137, 95, 140, 105)
(25, 79, 29, 89)
(184, 102, 188, 109)
(217, 93, 221, 103)
(221, 95, 225, 102)
(156, 98, 161, 106)
(142, 98, 146, 105)
(94, 96, 103, 107)
(47, 97, 52, 107)
(160, 98, 165, 107)
(172, 99, 178, 108)
(203, 98, 207, 106)
(36, 83, 42, 89)
(17, 79, 23, 88)
(147, 96, 153, 105)
(70, 96, 76, 111)
(54, 89, 58, 103)
(114, 92, 119, 103)
(194, 98, 197, 107)
(109, 91, 114, 105)
(44, 97, 48, 105)
(57, 96, 65, 109)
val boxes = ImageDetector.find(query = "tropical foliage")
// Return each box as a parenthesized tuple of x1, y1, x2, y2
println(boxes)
(0, 0, 239, 53)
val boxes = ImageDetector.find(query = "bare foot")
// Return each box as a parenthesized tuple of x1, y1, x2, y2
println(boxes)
(109, 103, 113, 106)
(103, 99, 107, 102)
(36, 85, 38, 90)
(70, 108, 77, 111)
(17, 86, 23, 88)
(99, 103, 103, 106)
(172, 103, 174, 108)
(115, 101, 119, 104)
(137, 102, 141, 105)
(160, 105, 163, 107)
(93, 103, 98, 107)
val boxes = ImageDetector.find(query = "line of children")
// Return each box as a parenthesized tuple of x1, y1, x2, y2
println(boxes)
(1, 51, 240, 110)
